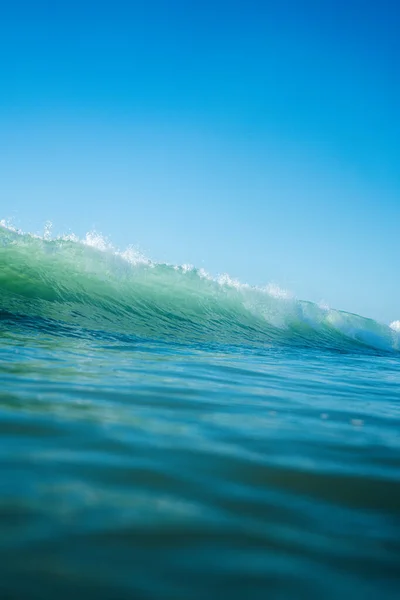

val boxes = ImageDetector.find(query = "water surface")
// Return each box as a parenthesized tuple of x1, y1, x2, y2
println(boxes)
(1, 225, 399, 599)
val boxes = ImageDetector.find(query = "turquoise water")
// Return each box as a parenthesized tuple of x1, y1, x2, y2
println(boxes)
(1, 224, 399, 599)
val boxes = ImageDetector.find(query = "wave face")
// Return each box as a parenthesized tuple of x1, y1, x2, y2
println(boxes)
(1, 223, 398, 353)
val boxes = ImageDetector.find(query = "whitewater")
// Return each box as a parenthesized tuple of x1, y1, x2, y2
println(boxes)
(1, 222, 399, 599)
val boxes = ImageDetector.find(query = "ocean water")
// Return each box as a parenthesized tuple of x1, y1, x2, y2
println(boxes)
(1, 223, 399, 600)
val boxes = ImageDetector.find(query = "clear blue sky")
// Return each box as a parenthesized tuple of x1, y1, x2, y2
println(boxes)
(1, 1, 399, 323)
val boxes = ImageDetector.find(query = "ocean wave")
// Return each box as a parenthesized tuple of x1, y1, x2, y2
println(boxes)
(1, 222, 398, 353)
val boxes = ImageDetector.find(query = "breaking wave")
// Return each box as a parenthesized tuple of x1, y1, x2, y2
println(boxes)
(1, 223, 398, 353)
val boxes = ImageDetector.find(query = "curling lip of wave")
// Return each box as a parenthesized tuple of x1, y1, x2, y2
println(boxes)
(0, 222, 399, 353)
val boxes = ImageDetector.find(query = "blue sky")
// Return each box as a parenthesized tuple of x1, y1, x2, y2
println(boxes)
(1, 1, 399, 323)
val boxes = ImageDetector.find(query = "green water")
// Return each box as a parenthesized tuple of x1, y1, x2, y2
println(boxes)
(1, 225, 399, 599)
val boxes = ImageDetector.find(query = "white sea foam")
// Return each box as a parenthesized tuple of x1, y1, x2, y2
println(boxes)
(390, 320, 400, 332)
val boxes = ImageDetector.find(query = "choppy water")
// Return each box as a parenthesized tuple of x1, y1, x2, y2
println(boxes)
(1, 223, 399, 599)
